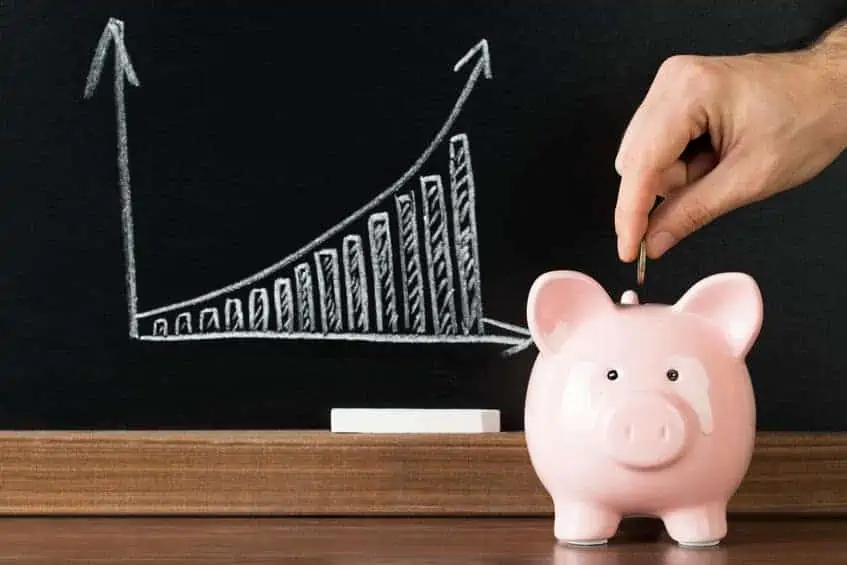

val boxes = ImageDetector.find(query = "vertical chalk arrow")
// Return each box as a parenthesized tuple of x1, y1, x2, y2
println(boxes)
(84, 18, 141, 338)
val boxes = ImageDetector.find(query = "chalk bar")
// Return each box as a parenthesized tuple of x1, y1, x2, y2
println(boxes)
(330, 409, 501, 433)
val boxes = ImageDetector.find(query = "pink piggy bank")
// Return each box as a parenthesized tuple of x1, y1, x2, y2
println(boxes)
(524, 271, 763, 547)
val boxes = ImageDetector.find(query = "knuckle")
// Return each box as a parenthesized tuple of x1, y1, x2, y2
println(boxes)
(657, 54, 697, 77)
(657, 55, 702, 82)
(657, 55, 722, 98)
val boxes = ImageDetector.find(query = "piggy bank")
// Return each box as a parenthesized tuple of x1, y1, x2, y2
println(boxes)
(524, 271, 763, 547)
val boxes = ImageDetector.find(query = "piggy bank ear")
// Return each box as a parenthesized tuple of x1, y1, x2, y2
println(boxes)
(673, 272, 763, 358)
(526, 271, 614, 355)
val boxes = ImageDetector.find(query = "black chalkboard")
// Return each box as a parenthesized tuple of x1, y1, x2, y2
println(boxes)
(3, 0, 847, 430)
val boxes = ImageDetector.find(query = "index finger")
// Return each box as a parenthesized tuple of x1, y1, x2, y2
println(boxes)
(614, 171, 657, 262)
(614, 58, 710, 260)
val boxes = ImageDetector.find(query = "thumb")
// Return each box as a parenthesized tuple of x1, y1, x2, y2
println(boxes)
(644, 150, 752, 258)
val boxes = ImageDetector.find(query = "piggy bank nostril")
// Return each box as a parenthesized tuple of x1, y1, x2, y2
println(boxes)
(661, 425, 669, 441)
(625, 424, 633, 440)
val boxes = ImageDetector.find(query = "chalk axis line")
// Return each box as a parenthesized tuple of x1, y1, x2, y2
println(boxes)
(85, 17, 534, 357)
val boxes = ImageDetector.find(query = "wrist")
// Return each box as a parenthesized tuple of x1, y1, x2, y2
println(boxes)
(807, 21, 847, 147)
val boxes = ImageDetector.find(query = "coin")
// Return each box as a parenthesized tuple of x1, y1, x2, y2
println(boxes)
(637, 239, 647, 286)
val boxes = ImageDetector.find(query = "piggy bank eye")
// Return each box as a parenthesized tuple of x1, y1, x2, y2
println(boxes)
(666, 368, 679, 382)
(606, 369, 619, 381)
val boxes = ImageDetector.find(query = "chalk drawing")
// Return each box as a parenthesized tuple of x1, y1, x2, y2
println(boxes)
(314, 249, 343, 334)
(294, 263, 315, 332)
(175, 312, 192, 335)
(84, 19, 534, 357)
(342, 235, 370, 333)
(225, 298, 244, 331)
(249, 288, 270, 331)
(200, 307, 221, 332)
(395, 193, 426, 334)
(368, 212, 399, 333)
(84, 17, 140, 338)
(273, 278, 294, 332)
(142, 332, 527, 346)
(420, 174, 458, 335)
(450, 134, 484, 335)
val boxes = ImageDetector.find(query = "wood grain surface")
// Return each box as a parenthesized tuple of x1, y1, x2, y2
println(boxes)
(0, 516, 845, 564)
(0, 431, 844, 515)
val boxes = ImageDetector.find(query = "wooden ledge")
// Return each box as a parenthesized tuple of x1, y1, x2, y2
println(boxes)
(0, 431, 844, 515)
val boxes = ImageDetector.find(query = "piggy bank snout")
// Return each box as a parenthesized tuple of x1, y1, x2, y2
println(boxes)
(600, 392, 689, 470)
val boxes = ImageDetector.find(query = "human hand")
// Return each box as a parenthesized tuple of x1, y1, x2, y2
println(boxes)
(614, 30, 847, 262)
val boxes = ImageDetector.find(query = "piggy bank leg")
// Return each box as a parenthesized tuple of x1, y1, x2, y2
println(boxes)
(553, 501, 621, 545)
(661, 503, 727, 547)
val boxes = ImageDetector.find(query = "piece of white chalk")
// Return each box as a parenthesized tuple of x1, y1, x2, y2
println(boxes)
(330, 408, 501, 433)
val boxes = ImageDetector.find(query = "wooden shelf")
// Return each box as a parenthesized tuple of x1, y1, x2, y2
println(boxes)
(0, 431, 843, 515)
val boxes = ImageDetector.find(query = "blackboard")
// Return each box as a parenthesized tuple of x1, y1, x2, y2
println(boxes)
(4, 0, 847, 431)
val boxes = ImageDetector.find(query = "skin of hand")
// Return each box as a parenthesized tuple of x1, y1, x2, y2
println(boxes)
(614, 22, 847, 262)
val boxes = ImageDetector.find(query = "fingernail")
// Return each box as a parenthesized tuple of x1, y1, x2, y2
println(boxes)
(647, 231, 676, 258)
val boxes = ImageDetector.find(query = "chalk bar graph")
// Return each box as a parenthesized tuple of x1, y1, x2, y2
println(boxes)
(84, 19, 532, 356)
(140, 133, 528, 351)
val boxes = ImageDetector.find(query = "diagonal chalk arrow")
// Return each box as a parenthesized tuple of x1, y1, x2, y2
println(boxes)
(453, 38, 491, 79)
(137, 37, 495, 321)
(84, 18, 141, 338)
